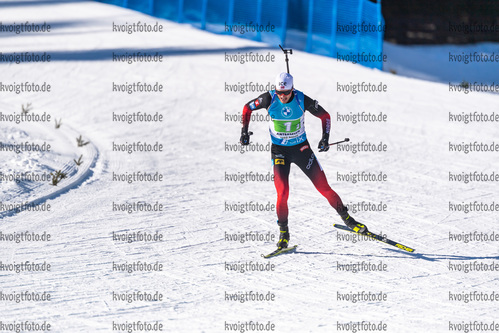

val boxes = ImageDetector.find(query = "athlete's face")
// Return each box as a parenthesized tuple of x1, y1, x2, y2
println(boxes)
(276, 89, 293, 103)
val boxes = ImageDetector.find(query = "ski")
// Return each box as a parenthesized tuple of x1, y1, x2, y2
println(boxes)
(334, 224, 415, 253)
(262, 245, 298, 258)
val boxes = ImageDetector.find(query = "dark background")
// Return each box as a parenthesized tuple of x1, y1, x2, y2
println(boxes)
(382, 0, 499, 44)
(288, 0, 499, 44)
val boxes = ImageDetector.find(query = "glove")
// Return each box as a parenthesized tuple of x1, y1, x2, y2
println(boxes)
(318, 133, 329, 152)
(240, 129, 253, 145)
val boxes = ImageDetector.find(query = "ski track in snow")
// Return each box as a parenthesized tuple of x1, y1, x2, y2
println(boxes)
(0, 1, 498, 332)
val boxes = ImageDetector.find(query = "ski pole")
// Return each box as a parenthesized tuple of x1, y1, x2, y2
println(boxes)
(328, 138, 350, 147)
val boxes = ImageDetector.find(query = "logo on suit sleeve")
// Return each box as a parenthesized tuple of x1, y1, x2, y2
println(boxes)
(275, 158, 285, 165)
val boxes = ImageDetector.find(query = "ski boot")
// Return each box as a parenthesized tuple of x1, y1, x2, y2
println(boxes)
(276, 223, 289, 249)
(339, 207, 368, 234)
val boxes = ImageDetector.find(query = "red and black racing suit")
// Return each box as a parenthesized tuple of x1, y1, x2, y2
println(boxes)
(242, 91, 347, 227)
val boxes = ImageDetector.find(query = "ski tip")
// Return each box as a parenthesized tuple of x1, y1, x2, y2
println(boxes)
(393, 244, 416, 253)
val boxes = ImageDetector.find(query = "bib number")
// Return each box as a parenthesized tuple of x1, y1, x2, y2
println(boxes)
(275, 119, 301, 133)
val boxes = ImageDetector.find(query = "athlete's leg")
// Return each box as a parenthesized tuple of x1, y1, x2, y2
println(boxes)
(293, 145, 345, 213)
(293, 143, 368, 233)
(272, 149, 291, 224)
(272, 145, 292, 248)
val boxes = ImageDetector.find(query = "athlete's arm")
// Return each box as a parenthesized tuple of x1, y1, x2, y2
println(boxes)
(304, 95, 331, 151)
(241, 92, 272, 133)
(304, 95, 330, 135)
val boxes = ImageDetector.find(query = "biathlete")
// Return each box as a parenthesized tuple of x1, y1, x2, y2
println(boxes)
(240, 72, 368, 250)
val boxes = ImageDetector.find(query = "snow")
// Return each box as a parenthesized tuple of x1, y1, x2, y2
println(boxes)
(0, 1, 498, 332)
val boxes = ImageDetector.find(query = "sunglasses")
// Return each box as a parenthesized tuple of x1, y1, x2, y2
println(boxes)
(276, 89, 293, 96)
